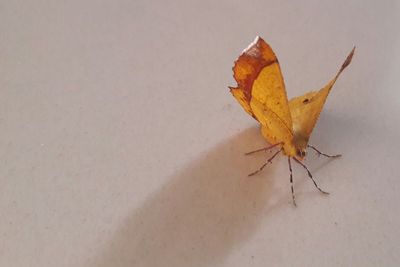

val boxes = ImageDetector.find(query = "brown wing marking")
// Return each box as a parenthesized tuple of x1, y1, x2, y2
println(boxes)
(230, 36, 281, 120)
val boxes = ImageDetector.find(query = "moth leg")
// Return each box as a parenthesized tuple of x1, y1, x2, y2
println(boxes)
(307, 145, 341, 158)
(248, 148, 282, 177)
(245, 142, 282, 155)
(288, 157, 296, 206)
(293, 158, 329, 194)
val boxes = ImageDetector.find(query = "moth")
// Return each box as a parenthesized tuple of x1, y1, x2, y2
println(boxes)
(229, 36, 355, 205)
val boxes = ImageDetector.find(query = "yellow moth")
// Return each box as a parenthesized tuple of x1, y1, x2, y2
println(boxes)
(229, 36, 355, 205)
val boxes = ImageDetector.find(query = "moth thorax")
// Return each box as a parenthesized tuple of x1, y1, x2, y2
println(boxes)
(282, 141, 297, 157)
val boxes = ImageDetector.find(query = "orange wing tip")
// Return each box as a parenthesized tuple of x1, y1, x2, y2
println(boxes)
(230, 36, 278, 99)
(239, 36, 275, 60)
(340, 46, 356, 73)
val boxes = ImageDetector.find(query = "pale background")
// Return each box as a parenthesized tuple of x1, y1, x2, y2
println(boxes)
(1, 1, 400, 266)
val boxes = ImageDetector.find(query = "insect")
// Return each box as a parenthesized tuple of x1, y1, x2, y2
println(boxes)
(229, 36, 355, 205)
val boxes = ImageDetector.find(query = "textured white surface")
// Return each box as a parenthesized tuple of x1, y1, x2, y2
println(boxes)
(1, 1, 400, 266)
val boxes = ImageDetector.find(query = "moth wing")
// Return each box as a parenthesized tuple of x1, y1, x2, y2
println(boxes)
(230, 36, 294, 144)
(289, 47, 355, 143)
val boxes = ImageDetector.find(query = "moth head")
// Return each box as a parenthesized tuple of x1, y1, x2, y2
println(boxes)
(292, 133, 308, 160)
(295, 147, 307, 159)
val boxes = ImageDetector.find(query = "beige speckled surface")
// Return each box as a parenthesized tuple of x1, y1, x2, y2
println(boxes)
(1, 1, 400, 266)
